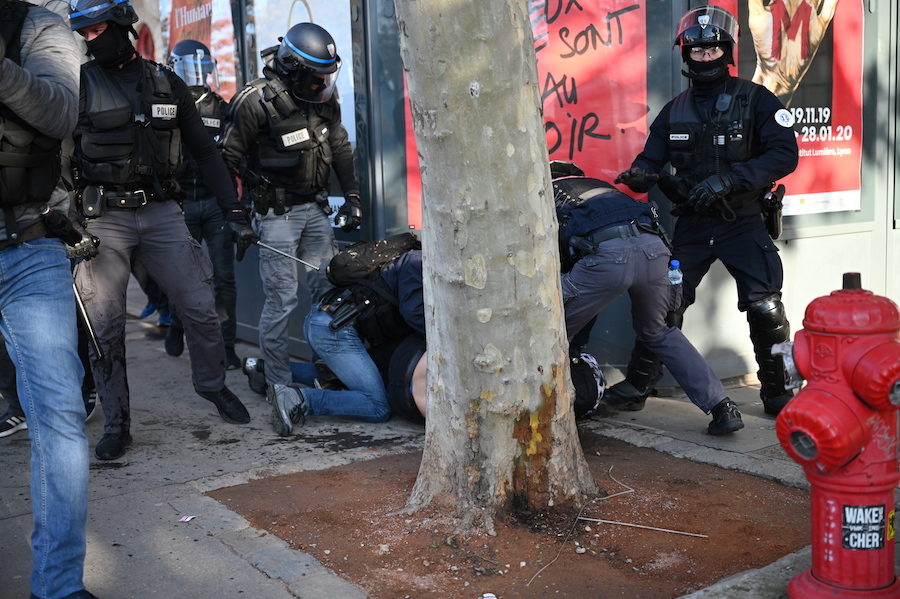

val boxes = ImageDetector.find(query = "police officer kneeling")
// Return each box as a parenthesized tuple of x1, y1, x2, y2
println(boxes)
(553, 161, 742, 435)
(69, 0, 256, 461)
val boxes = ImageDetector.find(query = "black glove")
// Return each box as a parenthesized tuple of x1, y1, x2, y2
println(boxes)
(335, 194, 363, 232)
(66, 225, 101, 261)
(227, 210, 258, 262)
(687, 173, 733, 213)
(614, 168, 659, 193)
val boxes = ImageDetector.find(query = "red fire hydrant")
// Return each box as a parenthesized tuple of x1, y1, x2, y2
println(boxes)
(773, 273, 900, 598)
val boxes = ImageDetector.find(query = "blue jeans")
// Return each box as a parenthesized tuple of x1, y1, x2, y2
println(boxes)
(302, 307, 390, 422)
(0, 239, 89, 599)
(256, 204, 336, 385)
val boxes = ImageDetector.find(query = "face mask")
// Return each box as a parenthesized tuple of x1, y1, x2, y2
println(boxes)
(684, 54, 729, 84)
(85, 24, 135, 68)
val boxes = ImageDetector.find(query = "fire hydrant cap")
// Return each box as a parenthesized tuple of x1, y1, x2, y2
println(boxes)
(803, 289, 900, 335)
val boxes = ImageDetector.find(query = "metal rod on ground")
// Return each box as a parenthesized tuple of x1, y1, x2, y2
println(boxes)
(255, 241, 320, 270)
(73, 282, 103, 360)
(577, 516, 708, 538)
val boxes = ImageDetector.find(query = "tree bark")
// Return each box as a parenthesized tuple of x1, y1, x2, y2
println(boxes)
(393, 0, 597, 528)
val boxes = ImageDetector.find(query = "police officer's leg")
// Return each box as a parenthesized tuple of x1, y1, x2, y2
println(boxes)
(715, 215, 791, 415)
(135, 201, 250, 424)
(296, 203, 338, 305)
(257, 208, 305, 386)
(605, 216, 716, 407)
(75, 209, 138, 449)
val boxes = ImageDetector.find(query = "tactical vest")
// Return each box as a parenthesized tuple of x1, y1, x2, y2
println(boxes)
(667, 79, 765, 215)
(175, 90, 226, 198)
(0, 0, 62, 208)
(554, 177, 653, 244)
(77, 60, 182, 190)
(248, 76, 335, 195)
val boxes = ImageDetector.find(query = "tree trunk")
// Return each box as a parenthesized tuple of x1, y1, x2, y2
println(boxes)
(393, 0, 597, 530)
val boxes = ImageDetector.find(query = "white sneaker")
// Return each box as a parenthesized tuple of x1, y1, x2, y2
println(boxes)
(0, 410, 27, 438)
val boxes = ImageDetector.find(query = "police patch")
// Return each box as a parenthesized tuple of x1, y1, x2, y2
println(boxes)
(774, 108, 795, 128)
(152, 104, 178, 119)
(201, 117, 221, 129)
(669, 133, 690, 141)
(281, 128, 310, 147)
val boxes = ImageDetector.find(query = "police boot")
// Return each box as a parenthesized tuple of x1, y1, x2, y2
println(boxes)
(164, 318, 184, 357)
(747, 296, 793, 416)
(603, 342, 663, 412)
(197, 386, 251, 424)
(707, 398, 744, 435)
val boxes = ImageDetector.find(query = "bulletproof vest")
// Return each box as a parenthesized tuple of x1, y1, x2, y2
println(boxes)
(0, 0, 62, 207)
(554, 177, 653, 244)
(175, 90, 226, 196)
(248, 75, 336, 194)
(77, 60, 182, 189)
(667, 78, 764, 214)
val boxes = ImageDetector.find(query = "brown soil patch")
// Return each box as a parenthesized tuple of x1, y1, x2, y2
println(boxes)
(209, 432, 809, 598)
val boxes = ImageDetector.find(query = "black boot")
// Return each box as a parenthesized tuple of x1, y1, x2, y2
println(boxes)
(707, 398, 744, 435)
(197, 386, 251, 424)
(164, 319, 184, 357)
(603, 342, 663, 412)
(95, 432, 133, 460)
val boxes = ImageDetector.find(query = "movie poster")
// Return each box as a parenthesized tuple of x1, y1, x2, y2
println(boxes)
(724, 0, 863, 216)
(160, 0, 238, 100)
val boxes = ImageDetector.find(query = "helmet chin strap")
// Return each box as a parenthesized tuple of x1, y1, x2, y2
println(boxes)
(682, 55, 730, 84)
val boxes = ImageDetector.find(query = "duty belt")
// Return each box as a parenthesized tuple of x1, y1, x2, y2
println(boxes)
(105, 189, 150, 209)
(585, 221, 654, 245)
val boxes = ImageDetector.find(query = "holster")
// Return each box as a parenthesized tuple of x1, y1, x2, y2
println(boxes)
(79, 185, 104, 219)
(762, 184, 785, 239)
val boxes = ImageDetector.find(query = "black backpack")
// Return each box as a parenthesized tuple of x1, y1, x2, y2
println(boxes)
(571, 352, 605, 418)
(323, 232, 421, 346)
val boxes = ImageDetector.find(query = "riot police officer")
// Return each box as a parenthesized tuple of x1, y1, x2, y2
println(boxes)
(164, 39, 240, 369)
(221, 22, 361, 388)
(553, 161, 742, 435)
(613, 5, 799, 417)
(69, 0, 256, 461)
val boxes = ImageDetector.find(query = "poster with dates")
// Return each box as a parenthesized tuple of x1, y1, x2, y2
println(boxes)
(723, 0, 863, 216)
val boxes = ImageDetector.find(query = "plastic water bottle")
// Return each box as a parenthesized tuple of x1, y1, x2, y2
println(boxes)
(668, 259, 683, 285)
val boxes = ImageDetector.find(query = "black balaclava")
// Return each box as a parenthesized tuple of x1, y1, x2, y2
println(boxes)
(86, 22, 136, 68)
(682, 45, 732, 92)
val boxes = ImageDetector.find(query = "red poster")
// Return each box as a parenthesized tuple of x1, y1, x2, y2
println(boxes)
(531, 0, 647, 185)
(167, 0, 238, 100)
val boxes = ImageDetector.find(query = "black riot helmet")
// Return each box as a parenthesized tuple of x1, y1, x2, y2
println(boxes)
(674, 5, 738, 53)
(549, 160, 585, 180)
(273, 22, 341, 103)
(169, 39, 219, 90)
(69, 0, 138, 31)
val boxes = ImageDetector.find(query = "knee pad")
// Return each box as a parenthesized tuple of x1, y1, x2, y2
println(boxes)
(747, 295, 790, 349)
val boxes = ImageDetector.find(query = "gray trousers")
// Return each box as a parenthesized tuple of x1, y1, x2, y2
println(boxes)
(561, 232, 726, 413)
(74, 200, 226, 435)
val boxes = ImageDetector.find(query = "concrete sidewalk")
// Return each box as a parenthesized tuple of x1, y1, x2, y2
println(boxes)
(0, 285, 894, 598)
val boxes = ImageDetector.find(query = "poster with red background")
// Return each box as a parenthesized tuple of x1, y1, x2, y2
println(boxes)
(404, 1, 648, 229)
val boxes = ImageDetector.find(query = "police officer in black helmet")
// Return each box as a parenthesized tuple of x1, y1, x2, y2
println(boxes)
(69, 0, 255, 461)
(163, 39, 241, 369)
(221, 22, 361, 389)
(612, 5, 799, 417)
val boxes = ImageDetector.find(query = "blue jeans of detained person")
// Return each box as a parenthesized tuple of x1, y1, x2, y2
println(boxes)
(302, 306, 390, 422)
(561, 231, 726, 412)
(0, 239, 89, 598)
(256, 204, 337, 386)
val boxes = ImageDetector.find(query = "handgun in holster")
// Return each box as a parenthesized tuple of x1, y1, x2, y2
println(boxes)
(246, 170, 272, 216)
(762, 184, 786, 240)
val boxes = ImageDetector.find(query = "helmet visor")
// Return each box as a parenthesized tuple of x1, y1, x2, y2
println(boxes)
(170, 50, 219, 89)
(69, 0, 132, 28)
(286, 59, 341, 103)
(675, 6, 738, 48)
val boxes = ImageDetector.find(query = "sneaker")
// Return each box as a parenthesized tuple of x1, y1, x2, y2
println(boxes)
(156, 314, 172, 328)
(138, 302, 157, 319)
(83, 390, 97, 423)
(269, 384, 308, 436)
(707, 398, 744, 435)
(0, 410, 27, 438)
(601, 379, 649, 412)
(164, 323, 184, 357)
(225, 347, 241, 371)
(197, 386, 251, 424)
(95, 432, 132, 460)
(762, 392, 793, 417)
(242, 357, 268, 396)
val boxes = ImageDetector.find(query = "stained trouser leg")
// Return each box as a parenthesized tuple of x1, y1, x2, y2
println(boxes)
(747, 294, 792, 414)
